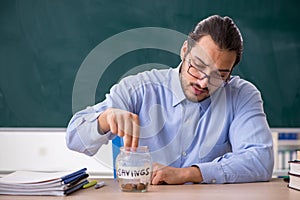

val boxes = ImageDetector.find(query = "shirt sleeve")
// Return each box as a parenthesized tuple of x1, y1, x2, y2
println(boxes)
(65, 104, 115, 156)
(65, 76, 141, 156)
(195, 81, 274, 183)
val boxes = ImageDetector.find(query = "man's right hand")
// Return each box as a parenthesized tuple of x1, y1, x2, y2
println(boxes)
(98, 108, 140, 148)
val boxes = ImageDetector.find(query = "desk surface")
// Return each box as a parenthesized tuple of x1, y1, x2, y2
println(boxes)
(0, 178, 299, 200)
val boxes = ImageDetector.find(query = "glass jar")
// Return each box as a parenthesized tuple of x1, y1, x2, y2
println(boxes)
(115, 146, 152, 192)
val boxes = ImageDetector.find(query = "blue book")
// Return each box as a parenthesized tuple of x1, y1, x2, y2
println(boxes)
(61, 168, 87, 184)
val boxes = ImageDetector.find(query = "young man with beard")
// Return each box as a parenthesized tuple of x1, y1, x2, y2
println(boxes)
(66, 15, 274, 184)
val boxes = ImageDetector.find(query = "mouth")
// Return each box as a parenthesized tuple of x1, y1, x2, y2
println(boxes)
(190, 83, 208, 95)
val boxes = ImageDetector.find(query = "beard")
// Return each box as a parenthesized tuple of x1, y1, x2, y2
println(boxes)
(179, 72, 213, 103)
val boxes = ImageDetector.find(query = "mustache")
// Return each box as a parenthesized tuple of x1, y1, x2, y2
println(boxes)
(191, 83, 208, 91)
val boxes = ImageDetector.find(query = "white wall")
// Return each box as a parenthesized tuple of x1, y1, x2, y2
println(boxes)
(0, 128, 113, 178)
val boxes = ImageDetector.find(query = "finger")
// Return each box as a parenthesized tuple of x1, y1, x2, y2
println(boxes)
(124, 134, 132, 148)
(122, 114, 133, 148)
(131, 127, 139, 148)
(151, 168, 157, 182)
(131, 114, 140, 148)
(151, 171, 163, 185)
(107, 112, 118, 134)
(151, 170, 156, 180)
(116, 114, 125, 137)
(151, 162, 160, 183)
(123, 114, 133, 138)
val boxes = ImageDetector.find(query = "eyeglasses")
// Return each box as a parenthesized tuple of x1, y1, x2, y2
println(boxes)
(187, 59, 231, 87)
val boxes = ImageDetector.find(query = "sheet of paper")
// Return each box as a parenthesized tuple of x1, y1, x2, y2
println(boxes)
(0, 171, 71, 184)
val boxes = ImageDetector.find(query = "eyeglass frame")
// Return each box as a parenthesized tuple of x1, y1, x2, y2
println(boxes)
(186, 58, 232, 87)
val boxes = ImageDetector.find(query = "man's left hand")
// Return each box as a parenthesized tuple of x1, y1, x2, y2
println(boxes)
(151, 162, 203, 185)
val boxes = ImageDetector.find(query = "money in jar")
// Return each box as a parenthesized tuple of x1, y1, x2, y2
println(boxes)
(115, 146, 152, 192)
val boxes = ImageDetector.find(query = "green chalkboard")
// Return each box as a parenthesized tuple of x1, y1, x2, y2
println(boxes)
(0, 0, 299, 127)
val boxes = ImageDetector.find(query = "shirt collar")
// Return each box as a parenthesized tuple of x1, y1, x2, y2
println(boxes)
(170, 63, 186, 107)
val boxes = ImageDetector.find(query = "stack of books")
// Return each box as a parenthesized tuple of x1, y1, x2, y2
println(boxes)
(0, 168, 89, 196)
(288, 159, 300, 191)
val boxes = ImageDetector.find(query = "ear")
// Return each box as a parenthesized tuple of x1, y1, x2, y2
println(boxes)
(180, 40, 188, 61)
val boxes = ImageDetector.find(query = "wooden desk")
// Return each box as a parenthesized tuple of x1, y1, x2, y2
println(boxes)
(0, 178, 298, 200)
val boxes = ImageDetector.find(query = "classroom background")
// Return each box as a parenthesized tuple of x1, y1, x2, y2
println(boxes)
(0, 0, 299, 178)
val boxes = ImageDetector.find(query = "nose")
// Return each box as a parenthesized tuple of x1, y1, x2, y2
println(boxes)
(196, 77, 209, 89)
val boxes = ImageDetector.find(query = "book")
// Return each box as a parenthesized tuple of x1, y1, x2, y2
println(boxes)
(288, 172, 300, 191)
(289, 161, 300, 176)
(288, 161, 300, 191)
(0, 168, 88, 196)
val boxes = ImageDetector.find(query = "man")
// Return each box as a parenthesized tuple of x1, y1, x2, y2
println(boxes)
(66, 15, 274, 184)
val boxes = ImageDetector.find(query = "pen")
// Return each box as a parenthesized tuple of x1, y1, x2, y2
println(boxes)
(95, 181, 105, 189)
(83, 180, 97, 189)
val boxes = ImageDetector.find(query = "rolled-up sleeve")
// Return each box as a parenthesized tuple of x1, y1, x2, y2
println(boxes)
(66, 105, 114, 156)
(65, 75, 137, 156)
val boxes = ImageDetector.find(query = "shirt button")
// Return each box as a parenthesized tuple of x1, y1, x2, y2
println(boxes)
(182, 151, 187, 157)
(211, 179, 216, 183)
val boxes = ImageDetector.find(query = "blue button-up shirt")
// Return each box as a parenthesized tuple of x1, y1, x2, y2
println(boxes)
(66, 65, 274, 183)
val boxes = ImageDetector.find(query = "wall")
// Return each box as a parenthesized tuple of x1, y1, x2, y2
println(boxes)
(0, 0, 300, 128)
(0, 128, 113, 178)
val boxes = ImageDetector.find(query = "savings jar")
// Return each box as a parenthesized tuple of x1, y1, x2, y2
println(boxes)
(115, 146, 152, 192)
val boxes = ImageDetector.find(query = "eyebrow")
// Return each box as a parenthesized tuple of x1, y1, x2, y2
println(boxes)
(191, 53, 232, 73)
(193, 55, 209, 67)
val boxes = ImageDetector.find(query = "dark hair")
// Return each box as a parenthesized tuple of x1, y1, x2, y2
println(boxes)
(187, 15, 243, 67)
